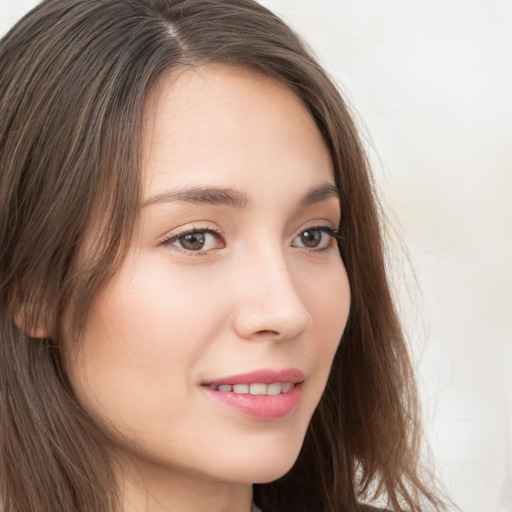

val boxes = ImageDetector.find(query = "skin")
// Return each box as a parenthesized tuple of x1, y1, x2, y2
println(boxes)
(64, 65, 351, 512)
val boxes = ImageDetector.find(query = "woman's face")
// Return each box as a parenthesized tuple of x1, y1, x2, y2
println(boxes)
(66, 66, 350, 490)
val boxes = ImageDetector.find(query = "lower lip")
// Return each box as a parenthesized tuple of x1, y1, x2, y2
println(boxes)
(202, 384, 302, 420)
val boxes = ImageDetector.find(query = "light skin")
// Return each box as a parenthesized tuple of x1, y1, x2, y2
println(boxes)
(63, 65, 351, 512)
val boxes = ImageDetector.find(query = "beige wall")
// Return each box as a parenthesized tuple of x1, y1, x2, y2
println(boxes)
(2, 1, 511, 510)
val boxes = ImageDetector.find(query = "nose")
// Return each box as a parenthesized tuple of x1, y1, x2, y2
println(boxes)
(231, 250, 312, 342)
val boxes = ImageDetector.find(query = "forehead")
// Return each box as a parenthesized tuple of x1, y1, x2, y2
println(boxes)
(141, 65, 334, 200)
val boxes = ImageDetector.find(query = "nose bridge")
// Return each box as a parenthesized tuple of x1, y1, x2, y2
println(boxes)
(231, 242, 311, 340)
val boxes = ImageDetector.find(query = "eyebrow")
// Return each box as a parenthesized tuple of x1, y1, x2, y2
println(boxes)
(143, 186, 249, 208)
(299, 183, 341, 208)
(142, 182, 340, 209)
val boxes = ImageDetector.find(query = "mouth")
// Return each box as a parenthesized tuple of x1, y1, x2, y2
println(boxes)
(201, 368, 304, 420)
(207, 382, 295, 395)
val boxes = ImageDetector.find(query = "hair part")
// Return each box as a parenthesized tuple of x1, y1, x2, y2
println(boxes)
(0, 1, 445, 511)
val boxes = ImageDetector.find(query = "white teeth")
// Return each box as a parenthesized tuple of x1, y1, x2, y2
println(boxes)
(266, 383, 282, 395)
(282, 382, 294, 393)
(249, 383, 267, 395)
(233, 384, 249, 394)
(214, 382, 295, 395)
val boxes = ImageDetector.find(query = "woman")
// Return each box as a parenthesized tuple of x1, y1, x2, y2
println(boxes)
(0, 1, 446, 511)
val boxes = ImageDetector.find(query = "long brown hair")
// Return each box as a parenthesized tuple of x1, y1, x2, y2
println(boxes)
(0, 1, 445, 511)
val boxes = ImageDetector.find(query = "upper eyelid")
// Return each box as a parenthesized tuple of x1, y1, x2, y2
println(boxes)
(160, 224, 222, 243)
(160, 221, 222, 240)
(316, 226, 342, 240)
(161, 222, 337, 238)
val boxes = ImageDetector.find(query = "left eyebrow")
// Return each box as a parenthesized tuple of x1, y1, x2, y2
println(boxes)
(142, 182, 340, 209)
(299, 183, 341, 208)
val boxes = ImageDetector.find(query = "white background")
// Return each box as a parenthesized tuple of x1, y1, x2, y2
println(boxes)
(1, 1, 511, 511)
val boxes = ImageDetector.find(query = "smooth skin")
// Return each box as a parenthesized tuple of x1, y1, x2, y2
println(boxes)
(64, 66, 351, 512)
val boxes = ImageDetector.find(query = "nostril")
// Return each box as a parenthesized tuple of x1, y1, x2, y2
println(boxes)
(255, 329, 280, 337)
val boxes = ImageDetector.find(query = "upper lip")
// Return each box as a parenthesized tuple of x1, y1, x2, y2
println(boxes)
(203, 368, 305, 387)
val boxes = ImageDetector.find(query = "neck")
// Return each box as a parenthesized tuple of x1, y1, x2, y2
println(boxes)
(117, 460, 253, 512)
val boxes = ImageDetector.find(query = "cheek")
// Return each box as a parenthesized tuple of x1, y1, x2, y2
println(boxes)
(65, 258, 227, 428)
(305, 260, 350, 377)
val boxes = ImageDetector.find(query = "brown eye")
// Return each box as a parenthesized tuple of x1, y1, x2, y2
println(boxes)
(292, 227, 336, 250)
(300, 229, 322, 248)
(163, 229, 224, 252)
(180, 232, 207, 251)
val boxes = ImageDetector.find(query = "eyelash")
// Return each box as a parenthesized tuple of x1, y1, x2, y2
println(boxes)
(160, 225, 342, 255)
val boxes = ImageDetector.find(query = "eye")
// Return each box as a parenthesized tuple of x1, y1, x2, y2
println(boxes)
(161, 228, 224, 252)
(292, 226, 340, 250)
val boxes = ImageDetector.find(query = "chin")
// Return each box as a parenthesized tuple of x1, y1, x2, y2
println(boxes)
(251, 463, 296, 484)
(220, 438, 303, 485)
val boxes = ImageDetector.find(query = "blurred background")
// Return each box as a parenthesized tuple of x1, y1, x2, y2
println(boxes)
(1, 1, 510, 511)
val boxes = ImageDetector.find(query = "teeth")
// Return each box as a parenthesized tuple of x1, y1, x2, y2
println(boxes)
(266, 383, 282, 395)
(213, 382, 295, 395)
(282, 382, 294, 393)
(233, 384, 249, 394)
(249, 383, 267, 395)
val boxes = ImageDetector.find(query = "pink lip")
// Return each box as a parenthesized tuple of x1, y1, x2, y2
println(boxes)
(201, 368, 304, 421)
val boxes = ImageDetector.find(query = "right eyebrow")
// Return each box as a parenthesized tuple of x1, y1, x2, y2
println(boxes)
(142, 186, 250, 209)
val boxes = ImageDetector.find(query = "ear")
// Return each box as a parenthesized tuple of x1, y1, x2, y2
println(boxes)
(24, 325, 49, 339)
(14, 309, 50, 339)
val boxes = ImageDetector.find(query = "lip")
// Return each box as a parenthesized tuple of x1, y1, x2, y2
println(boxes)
(201, 368, 304, 421)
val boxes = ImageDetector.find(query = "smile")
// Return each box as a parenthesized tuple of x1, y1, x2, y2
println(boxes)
(208, 382, 295, 395)
(202, 368, 304, 420)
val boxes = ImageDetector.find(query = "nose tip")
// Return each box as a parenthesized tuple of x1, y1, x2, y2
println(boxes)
(234, 302, 311, 342)
(232, 267, 312, 342)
